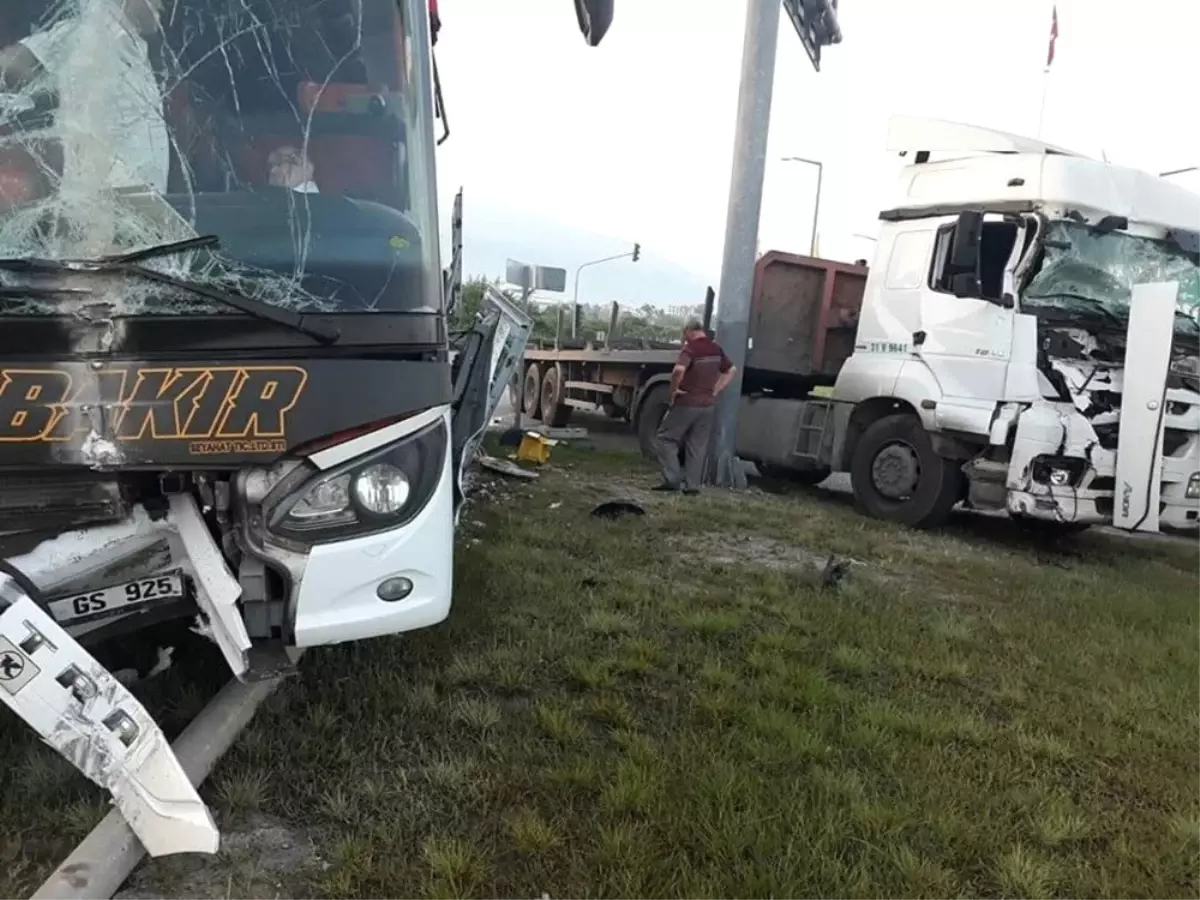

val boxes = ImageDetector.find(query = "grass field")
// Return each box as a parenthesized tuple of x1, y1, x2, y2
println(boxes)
(1, 444, 1197, 898)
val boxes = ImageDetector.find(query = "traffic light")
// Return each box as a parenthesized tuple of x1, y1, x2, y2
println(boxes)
(632, 242, 641, 262)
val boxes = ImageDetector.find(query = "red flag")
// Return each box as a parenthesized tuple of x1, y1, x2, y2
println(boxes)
(1045, 5, 1059, 69)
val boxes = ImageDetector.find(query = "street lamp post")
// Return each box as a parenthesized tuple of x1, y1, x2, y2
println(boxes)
(781, 156, 823, 257)
(570, 243, 640, 337)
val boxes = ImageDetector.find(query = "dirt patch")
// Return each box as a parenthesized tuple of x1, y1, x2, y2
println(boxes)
(116, 815, 324, 899)
(672, 531, 867, 580)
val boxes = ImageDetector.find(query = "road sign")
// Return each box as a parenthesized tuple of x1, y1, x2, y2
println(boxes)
(783, 0, 843, 72)
(504, 259, 568, 293)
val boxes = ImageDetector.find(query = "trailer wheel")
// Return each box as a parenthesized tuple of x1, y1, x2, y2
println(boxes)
(522, 363, 542, 419)
(540, 365, 573, 427)
(636, 384, 670, 459)
(850, 413, 964, 528)
(507, 370, 522, 415)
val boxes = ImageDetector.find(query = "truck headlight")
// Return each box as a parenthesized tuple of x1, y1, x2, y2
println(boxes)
(268, 419, 446, 544)
(1187, 473, 1200, 500)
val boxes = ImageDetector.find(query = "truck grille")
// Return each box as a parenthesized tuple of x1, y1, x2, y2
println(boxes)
(0, 470, 126, 532)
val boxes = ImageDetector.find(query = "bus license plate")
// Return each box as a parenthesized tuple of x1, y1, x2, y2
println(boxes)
(49, 572, 187, 625)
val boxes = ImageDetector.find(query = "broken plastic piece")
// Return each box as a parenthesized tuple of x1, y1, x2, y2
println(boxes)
(0, 595, 217, 856)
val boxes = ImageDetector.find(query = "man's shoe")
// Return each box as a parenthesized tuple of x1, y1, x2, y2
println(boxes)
(683, 488, 700, 495)
(651, 482, 681, 492)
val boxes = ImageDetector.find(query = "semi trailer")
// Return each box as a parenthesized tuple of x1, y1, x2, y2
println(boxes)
(0, 0, 613, 860)
(519, 117, 1200, 534)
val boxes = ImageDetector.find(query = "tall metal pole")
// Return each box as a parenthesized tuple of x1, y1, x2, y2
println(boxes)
(708, 0, 781, 489)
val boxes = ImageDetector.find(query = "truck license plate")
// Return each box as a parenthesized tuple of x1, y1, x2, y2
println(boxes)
(48, 571, 187, 625)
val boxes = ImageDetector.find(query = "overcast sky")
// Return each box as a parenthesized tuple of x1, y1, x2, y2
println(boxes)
(433, 0, 1200, 282)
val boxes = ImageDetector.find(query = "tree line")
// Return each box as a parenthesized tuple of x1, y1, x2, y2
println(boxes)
(451, 276, 701, 343)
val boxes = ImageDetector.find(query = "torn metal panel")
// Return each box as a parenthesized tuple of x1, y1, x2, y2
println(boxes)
(1113, 282, 1178, 532)
(0, 594, 217, 856)
(0, 506, 173, 598)
(166, 493, 249, 677)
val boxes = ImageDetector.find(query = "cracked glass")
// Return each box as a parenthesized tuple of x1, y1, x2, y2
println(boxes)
(0, 0, 439, 317)
(1024, 221, 1200, 337)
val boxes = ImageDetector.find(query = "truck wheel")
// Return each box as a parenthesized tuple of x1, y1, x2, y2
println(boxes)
(522, 364, 542, 419)
(540, 366, 573, 427)
(850, 413, 964, 528)
(636, 384, 670, 459)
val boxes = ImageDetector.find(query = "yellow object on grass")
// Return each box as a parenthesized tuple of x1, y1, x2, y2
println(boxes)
(516, 432, 558, 464)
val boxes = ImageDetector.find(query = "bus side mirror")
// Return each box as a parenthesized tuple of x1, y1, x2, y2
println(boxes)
(574, 0, 613, 46)
(949, 211, 983, 272)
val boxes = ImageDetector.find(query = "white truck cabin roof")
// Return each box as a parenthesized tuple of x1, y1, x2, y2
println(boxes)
(881, 116, 1200, 235)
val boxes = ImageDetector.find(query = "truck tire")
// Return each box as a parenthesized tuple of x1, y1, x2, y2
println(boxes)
(850, 413, 964, 528)
(522, 363, 542, 419)
(636, 384, 670, 459)
(539, 366, 573, 427)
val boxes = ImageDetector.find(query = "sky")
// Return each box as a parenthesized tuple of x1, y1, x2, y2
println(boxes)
(433, 0, 1200, 285)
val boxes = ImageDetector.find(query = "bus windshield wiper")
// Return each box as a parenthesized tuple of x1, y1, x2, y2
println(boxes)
(0, 235, 340, 343)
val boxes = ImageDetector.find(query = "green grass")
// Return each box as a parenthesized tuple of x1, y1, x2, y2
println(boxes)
(0, 445, 1196, 898)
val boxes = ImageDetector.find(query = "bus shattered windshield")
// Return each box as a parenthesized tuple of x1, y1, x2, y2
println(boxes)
(0, 0, 439, 317)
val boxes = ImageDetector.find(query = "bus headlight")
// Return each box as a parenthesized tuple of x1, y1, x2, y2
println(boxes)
(269, 419, 446, 544)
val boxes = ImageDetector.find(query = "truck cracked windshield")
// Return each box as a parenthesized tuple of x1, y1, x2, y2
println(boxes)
(1024, 220, 1200, 339)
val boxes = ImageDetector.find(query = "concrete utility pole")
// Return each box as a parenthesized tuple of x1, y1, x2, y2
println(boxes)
(708, 0, 782, 489)
(707, 0, 842, 488)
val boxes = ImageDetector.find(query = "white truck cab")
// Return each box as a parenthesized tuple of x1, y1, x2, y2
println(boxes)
(818, 117, 1200, 532)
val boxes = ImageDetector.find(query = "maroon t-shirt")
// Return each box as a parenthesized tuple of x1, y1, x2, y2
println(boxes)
(674, 336, 732, 407)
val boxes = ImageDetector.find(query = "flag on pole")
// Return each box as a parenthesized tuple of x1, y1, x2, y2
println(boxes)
(1045, 5, 1059, 70)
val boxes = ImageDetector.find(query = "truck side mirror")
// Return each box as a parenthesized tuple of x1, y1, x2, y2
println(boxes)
(949, 211, 983, 272)
(949, 271, 981, 299)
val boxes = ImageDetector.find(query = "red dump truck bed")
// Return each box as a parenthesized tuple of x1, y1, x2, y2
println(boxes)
(746, 251, 867, 380)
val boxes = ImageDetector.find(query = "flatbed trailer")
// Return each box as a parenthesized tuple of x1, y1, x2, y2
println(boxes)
(513, 252, 869, 457)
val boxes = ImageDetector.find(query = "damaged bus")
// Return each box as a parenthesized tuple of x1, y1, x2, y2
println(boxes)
(0, 0, 612, 857)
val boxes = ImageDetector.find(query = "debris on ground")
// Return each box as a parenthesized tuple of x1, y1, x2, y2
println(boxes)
(516, 432, 558, 464)
(671, 532, 866, 583)
(479, 455, 540, 480)
(591, 500, 646, 520)
(529, 425, 589, 441)
(819, 554, 854, 588)
(497, 427, 524, 447)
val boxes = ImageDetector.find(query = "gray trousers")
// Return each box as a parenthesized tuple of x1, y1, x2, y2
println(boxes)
(655, 404, 714, 489)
